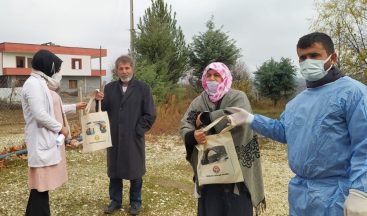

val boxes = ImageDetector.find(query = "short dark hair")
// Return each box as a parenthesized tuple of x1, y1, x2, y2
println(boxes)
(297, 32, 335, 55)
(114, 55, 134, 71)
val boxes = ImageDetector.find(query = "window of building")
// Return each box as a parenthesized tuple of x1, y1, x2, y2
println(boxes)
(72, 58, 82, 70)
(27, 58, 32, 68)
(16, 56, 26, 68)
(15, 79, 26, 87)
(69, 80, 78, 89)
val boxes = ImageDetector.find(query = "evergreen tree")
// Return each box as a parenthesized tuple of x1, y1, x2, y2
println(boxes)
(254, 58, 297, 106)
(189, 18, 241, 90)
(134, 0, 189, 102)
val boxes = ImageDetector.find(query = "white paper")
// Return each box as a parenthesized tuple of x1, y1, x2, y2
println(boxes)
(56, 134, 65, 146)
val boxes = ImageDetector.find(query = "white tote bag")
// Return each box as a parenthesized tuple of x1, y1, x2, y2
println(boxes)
(196, 116, 244, 186)
(344, 189, 367, 216)
(81, 97, 112, 153)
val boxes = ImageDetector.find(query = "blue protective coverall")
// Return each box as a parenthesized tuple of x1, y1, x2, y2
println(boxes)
(251, 77, 367, 216)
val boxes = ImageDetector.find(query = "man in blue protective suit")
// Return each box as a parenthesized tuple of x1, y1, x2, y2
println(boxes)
(227, 32, 367, 215)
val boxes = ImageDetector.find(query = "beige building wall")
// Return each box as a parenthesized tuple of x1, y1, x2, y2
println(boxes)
(58, 54, 91, 76)
(2, 53, 33, 68)
(0, 53, 2, 75)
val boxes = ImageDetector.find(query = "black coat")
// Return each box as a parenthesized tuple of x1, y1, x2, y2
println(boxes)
(101, 78, 156, 179)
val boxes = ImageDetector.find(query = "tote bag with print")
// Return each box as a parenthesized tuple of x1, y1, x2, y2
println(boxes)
(196, 116, 244, 186)
(344, 189, 367, 216)
(81, 97, 112, 153)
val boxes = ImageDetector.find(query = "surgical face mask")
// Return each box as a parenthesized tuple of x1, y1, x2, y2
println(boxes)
(206, 80, 219, 94)
(51, 72, 62, 82)
(48, 72, 62, 91)
(299, 55, 333, 81)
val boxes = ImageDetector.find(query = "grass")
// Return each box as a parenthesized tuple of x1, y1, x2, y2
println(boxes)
(0, 94, 292, 215)
(251, 99, 286, 119)
(0, 135, 293, 216)
(0, 135, 197, 216)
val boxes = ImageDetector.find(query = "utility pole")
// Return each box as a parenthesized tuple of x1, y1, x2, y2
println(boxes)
(99, 45, 103, 90)
(130, 0, 135, 57)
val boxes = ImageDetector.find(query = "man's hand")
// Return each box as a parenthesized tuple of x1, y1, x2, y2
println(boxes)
(95, 90, 104, 101)
(226, 107, 254, 126)
(76, 102, 87, 110)
(194, 129, 207, 144)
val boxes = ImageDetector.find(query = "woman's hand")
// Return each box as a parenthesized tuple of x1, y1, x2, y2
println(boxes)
(76, 102, 87, 110)
(194, 129, 207, 144)
(59, 126, 69, 137)
(196, 113, 203, 128)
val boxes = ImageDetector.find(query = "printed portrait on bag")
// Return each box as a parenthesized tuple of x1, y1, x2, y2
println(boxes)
(201, 146, 229, 165)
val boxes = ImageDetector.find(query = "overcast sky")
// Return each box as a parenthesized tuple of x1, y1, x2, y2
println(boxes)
(0, 0, 316, 81)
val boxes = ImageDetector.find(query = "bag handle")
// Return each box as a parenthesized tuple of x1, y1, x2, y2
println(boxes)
(84, 90, 102, 114)
(349, 189, 367, 199)
(202, 115, 234, 134)
(84, 97, 94, 114)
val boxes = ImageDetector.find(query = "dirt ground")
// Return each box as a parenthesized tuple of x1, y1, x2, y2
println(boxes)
(0, 94, 293, 215)
(0, 93, 87, 150)
(0, 135, 293, 216)
(0, 108, 25, 150)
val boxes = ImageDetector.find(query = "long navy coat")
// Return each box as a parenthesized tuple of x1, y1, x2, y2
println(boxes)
(101, 78, 156, 179)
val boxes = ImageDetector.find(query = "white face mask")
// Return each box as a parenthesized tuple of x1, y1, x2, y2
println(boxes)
(48, 73, 62, 91)
(206, 80, 219, 95)
(299, 55, 333, 81)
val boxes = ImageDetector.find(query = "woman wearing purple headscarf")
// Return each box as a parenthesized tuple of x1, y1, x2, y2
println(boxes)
(180, 62, 266, 216)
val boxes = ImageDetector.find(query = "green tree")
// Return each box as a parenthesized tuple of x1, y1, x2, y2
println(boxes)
(312, 0, 367, 82)
(134, 0, 189, 102)
(254, 58, 297, 106)
(189, 18, 241, 90)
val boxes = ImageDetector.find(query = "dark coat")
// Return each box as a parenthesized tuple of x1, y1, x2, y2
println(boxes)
(100, 78, 156, 179)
